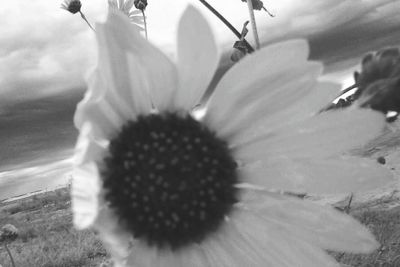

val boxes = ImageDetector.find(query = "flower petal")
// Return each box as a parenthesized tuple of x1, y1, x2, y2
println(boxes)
(231, 207, 341, 266)
(201, 220, 276, 266)
(242, 191, 379, 253)
(101, 10, 178, 112)
(118, 0, 124, 9)
(97, 16, 147, 119)
(240, 156, 392, 194)
(94, 206, 131, 265)
(74, 70, 124, 140)
(206, 39, 311, 132)
(209, 61, 322, 140)
(71, 162, 101, 229)
(127, 244, 210, 267)
(74, 122, 108, 165)
(123, 0, 134, 11)
(234, 108, 386, 160)
(126, 242, 158, 267)
(228, 81, 340, 146)
(174, 6, 219, 110)
(75, 96, 124, 140)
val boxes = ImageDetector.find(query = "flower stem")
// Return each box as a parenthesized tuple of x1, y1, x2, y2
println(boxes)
(198, 0, 254, 53)
(79, 11, 95, 32)
(246, 0, 260, 49)
(142, 10, 148, 40)
(4, 244, 16, 267)
(262, 6, 275, 17)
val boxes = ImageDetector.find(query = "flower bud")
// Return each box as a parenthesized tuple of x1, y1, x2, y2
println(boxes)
(134, 0, 147, 11)
(61, 0, 82, 14)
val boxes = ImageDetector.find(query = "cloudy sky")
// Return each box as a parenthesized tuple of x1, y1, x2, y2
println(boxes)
(1, 0, 400, 199)
(1, 0, 399, 101)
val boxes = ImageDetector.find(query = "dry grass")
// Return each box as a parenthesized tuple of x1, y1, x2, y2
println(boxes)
(0, 188, 109, 267)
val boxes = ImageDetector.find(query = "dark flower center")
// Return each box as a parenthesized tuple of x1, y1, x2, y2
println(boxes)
(102, 112, 238, 249)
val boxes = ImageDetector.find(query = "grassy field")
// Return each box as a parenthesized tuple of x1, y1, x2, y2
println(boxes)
(0, 187, 110, 267)
(1, 187, 400, 266)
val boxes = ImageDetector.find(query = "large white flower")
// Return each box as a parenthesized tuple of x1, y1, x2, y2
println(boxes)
(72, 6, 392, 267)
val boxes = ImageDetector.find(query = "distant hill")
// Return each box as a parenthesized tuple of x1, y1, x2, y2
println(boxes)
(0, 88, 84, 171)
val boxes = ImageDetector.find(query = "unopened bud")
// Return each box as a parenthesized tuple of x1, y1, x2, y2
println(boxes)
(134, 0, 148, 11)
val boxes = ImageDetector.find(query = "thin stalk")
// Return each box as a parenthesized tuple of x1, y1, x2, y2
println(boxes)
(262, 6, 275, 17)
(141, 10, 148, 40)
(79, 11, 95, 32)
(5, 244, 16, 267)
(246, 0, 260, 49)
(344, 193, 354, 214)
(198, 0, 254, 53)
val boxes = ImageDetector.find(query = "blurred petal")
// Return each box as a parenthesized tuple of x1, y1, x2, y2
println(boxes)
(235, 82, 341, 146)
(95, 206, 131, 265)
(232, 208, 340, 266)
(201, 220, 276, 266)
(240, 156, 392, 194)
(234, 108, 386, 160)
(71, 162, 101, 229)
(209, 62, 322, 140)
(128, 244, 210, 267)
(126, 242, 161, 267)
(101, 10, 178, 112)
(96, 16, 144, 119)
(74, 70, 125, 140)
(242, 191, 379, 253)
(74, 122, 108, 165)
(174, 6, 219, 110)
(75, 96, 124, 140)
(206, 39, 310, 130)
(123, 0, 135, 11)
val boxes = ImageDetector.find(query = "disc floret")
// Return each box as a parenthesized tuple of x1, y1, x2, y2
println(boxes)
(102, 112, 238, 249)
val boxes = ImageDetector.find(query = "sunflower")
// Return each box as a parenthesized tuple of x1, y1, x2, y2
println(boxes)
(72, 6, 392, 267)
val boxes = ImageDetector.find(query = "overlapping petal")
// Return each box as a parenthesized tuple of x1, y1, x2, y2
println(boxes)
(208, 61, 322, 140)
(127, 243, 210, 267)
(205, 39, 311, 131)
(241, 191, 378, 253)
(71, 161, 101, 229)
(74, 70, 125, 140)
(95, 207, 131, 265)
(240, 156, 392, 194)
(234, 108, 386, 160)
(100, 10, 178, 112)
(174, 6, 219, 110)
(226, 81, 340, 146)
(231, 209, 340, 267)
